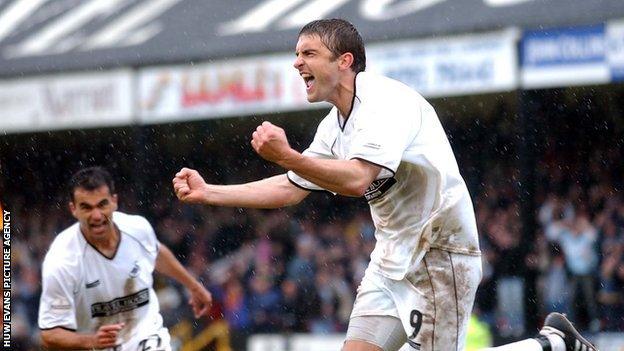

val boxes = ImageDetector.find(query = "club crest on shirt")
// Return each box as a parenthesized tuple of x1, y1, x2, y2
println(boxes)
(364, 177, 397, 201)
(129, 261, 140, 278)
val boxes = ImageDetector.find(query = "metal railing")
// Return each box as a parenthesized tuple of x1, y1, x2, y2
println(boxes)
(171, 319, 232, 351)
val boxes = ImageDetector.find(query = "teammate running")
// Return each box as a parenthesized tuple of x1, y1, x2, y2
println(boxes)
(39, 167, 212, 350)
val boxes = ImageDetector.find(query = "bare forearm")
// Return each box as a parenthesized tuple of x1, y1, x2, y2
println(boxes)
(249, 121, 379, 197)
(155, 245, 201, 290)
(203, 174, 308, 208)
(156, 244, 213, 318)
(279, 152, 379, 197)
(41, 329, 95, 350)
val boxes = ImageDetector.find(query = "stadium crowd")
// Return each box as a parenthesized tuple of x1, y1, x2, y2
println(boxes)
(6, 89, 624, 349)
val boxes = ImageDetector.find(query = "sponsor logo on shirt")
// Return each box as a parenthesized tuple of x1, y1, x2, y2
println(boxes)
(363, 142, 381, 150)
(85, 279, 100, 289)
(50, 297, 72, 310)
(364, 177, 397, 201)
(91, 288, 149, 317)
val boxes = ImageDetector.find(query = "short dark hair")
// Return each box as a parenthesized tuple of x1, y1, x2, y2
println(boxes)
(69, 167, 115, 200)
(299, 18, 366, 73)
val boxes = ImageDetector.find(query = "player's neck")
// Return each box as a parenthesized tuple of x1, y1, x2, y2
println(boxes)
(330, 72, 356, 118)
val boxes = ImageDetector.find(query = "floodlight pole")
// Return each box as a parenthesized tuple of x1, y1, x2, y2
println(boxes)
(132, 124, 150, 214)
(516, 88, 540, 333)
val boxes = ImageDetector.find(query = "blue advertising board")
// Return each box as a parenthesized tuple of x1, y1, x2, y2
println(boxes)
(521, 24, 610, 88)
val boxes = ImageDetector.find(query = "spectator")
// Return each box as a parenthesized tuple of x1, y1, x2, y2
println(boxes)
(247, 274, 281, 333)
(279, 279, 319, 332)
(541, 244, 571, 316)
(287, 233, 317, 284)
(597, 218, 624, 330)
(222, 277, 251, 331)
(545, 210, 600, 332)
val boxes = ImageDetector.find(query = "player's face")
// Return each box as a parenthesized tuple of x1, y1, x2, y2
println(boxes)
(69, 185, 118, 239)
(293, 34, 341, 103)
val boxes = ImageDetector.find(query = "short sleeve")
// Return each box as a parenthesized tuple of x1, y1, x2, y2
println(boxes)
(347, 102, 421, 177)
(114, 212, 160, 264)
(287, 115, 337, 192)
(38, 263, 77, 331)
(135, 216, 160, 264)
(143, 217, 159, 250)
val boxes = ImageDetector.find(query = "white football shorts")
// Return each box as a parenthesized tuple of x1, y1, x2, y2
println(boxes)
(121, 326, 171, 351)
(348, 249, 482, 351)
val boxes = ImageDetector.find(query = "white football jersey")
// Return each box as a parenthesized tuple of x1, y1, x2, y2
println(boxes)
(288, 72, 481, 280)
(38, 211, 169, 350)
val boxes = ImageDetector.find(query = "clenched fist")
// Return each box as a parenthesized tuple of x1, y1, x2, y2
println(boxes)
(92, 323, 125, 348)
(251, 121, 295, 165)
(172, 168, 208, 203)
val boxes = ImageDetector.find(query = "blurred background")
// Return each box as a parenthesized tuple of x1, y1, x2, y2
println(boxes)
(1, 1, 624, 350)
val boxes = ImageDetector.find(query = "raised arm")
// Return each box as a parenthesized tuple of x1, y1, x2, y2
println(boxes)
(172, 169, 309, 208)
(283, 157, 379, 197)
(251, 121, 381, 197)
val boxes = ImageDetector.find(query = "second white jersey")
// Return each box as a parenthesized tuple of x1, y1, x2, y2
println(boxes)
(288, 72, 481, 280)
(38, 211, 168, 350)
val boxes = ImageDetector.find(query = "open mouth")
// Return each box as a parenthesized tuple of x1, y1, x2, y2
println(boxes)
(301, 73, 315, 91)
(89, 221, 108, 232)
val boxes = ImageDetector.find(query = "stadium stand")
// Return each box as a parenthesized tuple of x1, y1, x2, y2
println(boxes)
(3, 88, 623, 350)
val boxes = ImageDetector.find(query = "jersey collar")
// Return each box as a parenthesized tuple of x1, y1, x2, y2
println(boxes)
(337, 72, 361, 131)
(79, 224, 122, 260)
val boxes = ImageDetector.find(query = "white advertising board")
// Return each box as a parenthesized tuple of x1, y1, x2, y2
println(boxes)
(607, 19, 624, 81)
(138, 30, 519, 122)
(249, 332, 623, 351)
(249, 334, 415, 351)
(367, 30, 519, 98)
(0, 70, 134, 133)
(138, 54, 314, 124)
